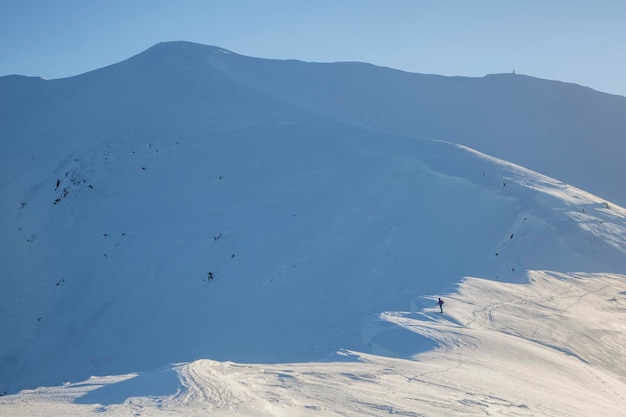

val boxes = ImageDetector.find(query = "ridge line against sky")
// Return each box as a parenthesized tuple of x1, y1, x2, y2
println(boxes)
(1, 0, 625, 97)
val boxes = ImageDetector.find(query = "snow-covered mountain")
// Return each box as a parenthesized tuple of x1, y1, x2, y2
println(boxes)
(4, 42, 626, 206)
(1, 41, 625, 416)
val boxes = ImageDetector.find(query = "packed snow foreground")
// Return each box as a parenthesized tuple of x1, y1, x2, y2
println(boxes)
(4, 273, 626, 416)
(2, 42, 626, 416)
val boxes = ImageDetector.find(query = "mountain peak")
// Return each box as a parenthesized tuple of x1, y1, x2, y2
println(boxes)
(129, 41, 237, 67)
(144, 41, 234, 56)
(69, 41, 242, 84)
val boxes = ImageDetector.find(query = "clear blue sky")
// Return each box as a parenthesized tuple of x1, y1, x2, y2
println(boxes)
(1, 0, 625, 96)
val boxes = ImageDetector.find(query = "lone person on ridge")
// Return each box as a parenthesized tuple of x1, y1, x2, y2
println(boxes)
(437, 297, 444, 313)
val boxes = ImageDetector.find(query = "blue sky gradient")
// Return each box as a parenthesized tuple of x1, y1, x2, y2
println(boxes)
(1, 0, 625, 96)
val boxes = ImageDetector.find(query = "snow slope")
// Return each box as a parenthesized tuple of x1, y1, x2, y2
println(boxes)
(190, 41, 626, 207)
(1, 41, 626, 416)
(3, 272, 626, 416)
(4, 41, 626, 205)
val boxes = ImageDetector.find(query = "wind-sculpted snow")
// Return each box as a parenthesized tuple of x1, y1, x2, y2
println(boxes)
(2, 272, 625, 416)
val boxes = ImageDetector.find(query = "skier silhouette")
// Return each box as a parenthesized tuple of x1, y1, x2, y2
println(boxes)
(437, 297, 444, 313)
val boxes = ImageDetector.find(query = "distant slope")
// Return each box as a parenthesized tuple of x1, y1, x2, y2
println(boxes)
(4, 41, 626, 204)
(181, 40, 626, 206)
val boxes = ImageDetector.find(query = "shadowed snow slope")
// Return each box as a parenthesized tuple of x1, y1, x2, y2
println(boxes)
(1, 41, 625, 416)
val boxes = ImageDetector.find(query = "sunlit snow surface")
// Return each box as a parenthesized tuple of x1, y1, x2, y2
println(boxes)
(2, 42, 626, 416)
(3, 272, 625, 416)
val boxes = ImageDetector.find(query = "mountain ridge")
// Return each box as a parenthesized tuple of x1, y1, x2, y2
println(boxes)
(1, 42, 626, 414)
(115, 41, 626, 206)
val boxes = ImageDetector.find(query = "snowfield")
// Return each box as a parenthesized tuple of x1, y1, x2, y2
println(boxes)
(3, 272, 625, 416)
(1, 41, 625, 416)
